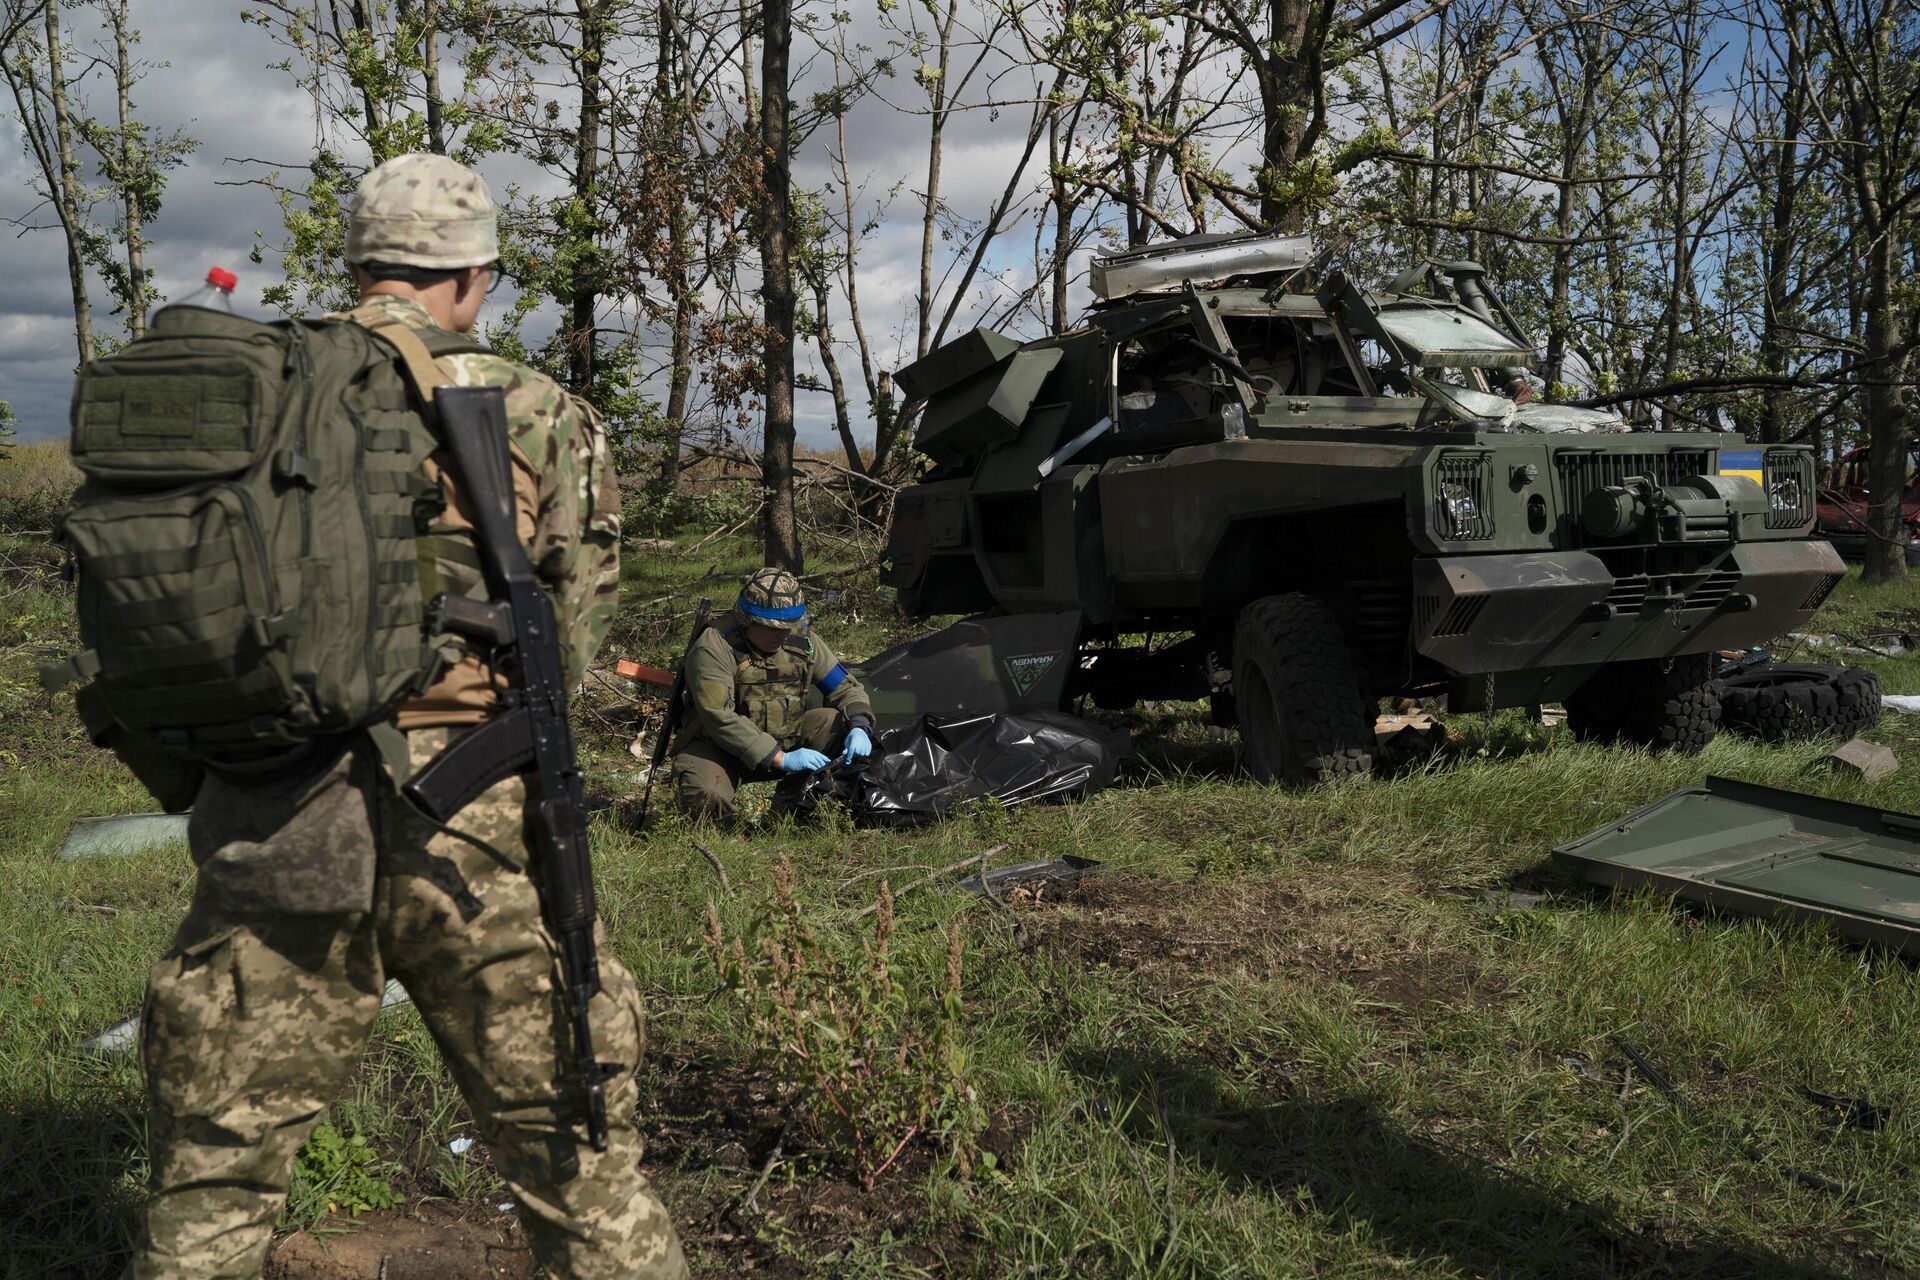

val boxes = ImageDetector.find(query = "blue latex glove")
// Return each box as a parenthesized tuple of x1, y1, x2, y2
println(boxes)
(778, 747, 832, 773)
(841, 726, 873, 763)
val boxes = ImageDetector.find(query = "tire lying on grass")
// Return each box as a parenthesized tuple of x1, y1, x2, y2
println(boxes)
(1719, 663, 1882, 742)
(1231, 592, 1377, 784)
(1565, 653, 1721, 754)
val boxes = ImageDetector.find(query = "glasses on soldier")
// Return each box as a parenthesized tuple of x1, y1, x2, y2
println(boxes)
(486, 263, 507, 295)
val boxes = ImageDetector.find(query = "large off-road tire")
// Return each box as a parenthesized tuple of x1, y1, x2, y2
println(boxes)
(1231, 593, 1376, 784)
(1720, 663, 1882, 742)
(1565, 654, 1721, 754)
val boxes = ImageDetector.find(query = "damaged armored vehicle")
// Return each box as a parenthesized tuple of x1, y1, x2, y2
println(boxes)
(870, 231, 1846, 782)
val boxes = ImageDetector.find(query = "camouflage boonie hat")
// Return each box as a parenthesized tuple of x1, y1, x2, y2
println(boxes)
(735, 568, 807, 633)
(346, 154, 499, 269)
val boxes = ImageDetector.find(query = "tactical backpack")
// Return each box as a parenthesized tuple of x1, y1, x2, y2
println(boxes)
(47, 302, 485, 791)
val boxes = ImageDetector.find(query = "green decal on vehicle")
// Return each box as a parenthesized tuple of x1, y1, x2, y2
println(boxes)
(1004, 653, 1059, 696)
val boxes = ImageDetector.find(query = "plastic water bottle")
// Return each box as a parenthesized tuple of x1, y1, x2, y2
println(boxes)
(174, 266, 238, 313)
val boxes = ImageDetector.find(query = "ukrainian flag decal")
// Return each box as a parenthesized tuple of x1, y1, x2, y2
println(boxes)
(1719, 448, 1764, 485)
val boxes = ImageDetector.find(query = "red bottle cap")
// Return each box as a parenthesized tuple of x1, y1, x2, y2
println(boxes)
(206, 266, 238, 291)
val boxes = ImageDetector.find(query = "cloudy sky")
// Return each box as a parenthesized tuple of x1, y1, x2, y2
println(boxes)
(0, 0, 1102, 448)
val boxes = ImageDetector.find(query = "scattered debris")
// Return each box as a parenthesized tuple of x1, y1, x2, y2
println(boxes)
(1374, 713, 1444, 766)
(1800, 1087, 1889, 1132)
(1885, 695, 1920, 715)
(1555, 1051, 1606, 1083)
(955, 854, 1103, 899)
(82, 980, 412, 1056)
(1824, 738, 1900, 784)
(1608, 1038, 1884, 1203)
(58, 813, 188, 861)
(1554, 775, 1920, 957)
(1476, 888, 1548, 914)
(1786, 631, 1909, 660)
(449, 1136, 477, 1155)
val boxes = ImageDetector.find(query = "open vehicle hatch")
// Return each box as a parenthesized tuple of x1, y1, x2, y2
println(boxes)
(1554, 775, 1920, 956)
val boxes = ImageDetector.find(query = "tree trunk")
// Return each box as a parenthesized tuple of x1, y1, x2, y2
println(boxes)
(1255, 0, 1319, 231)
(1860, 227, 1907, 582)
(809, 272, 862, 475)
(916, 0, 956, 358)
(108, 0, 147, 339)
(659, 221, 693, 494)
(1758, 5, 1807, 444)
(44, 1, 92, 364)
(422, 0, 446, 154)
(569, 0, 606, 394)
(759, 0, 800, 570)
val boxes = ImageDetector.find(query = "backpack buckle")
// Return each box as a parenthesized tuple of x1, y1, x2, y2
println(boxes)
(38, 648, 101, 692)
(250, 613, 304, 647)
(273, 450, 322, 488)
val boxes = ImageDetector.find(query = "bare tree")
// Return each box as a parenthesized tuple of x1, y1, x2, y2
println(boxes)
(759, 0, 800, 569)
(1, 0, 98, 364)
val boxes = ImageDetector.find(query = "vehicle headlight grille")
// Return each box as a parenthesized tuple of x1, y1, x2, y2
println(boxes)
(1434, 453, 1494, 541)
(1762, 449, 1815, 529)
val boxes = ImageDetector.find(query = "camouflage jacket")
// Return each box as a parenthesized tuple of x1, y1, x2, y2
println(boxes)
(678, 624, 873, 766)
(337, 295, 621, 725)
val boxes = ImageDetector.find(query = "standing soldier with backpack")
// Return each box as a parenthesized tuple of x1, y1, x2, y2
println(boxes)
(64, 155, 688, 1279)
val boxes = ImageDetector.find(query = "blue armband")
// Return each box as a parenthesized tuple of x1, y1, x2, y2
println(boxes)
(817, 662, 849, 694)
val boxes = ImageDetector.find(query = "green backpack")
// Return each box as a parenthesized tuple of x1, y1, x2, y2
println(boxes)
(48, 302, 483, 793)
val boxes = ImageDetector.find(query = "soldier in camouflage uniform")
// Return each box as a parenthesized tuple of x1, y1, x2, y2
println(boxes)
(129, 155, 688, 1280)
(670, 568, 876, 821)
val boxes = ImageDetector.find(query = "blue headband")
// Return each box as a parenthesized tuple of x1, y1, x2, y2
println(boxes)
(737, 597, 806, 622)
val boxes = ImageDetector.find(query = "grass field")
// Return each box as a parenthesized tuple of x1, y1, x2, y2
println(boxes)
(5, 500, 1920, 1278)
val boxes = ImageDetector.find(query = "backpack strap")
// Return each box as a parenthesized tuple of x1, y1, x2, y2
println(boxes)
(345, 305, 489, 405)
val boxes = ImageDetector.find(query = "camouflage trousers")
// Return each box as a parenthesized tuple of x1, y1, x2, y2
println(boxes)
(128, 727, 688, 1280)
(670, 706, 845, 821)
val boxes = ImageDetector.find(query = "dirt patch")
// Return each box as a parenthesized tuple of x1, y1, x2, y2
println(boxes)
(1027, 870, 1496, 1013)
(1023, 871, 1300, 973)
(637, 1049, 1005, 1277)
(267, 1202, 531, 1279)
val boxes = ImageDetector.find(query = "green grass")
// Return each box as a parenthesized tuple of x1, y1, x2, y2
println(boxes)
(6, 520, 1920, 1277)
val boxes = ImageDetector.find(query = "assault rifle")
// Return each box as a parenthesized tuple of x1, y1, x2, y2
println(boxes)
(635, 597, 711, 832)
(402, 386, 619, 1153)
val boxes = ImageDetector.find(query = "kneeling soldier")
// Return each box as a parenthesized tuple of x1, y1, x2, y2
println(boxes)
(671, 568, 874, 821)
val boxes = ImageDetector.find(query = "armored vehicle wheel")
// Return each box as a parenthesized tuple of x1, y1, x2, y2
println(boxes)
(1720, 663, 1882, 742)
(1231, 593, 1376, 784)
(1565, 654, 1720, 754)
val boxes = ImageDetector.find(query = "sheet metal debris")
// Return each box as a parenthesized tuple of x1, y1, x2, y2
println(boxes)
(955, 853, 1103, 897)
(1554, 775, 1920, 957)
(59, 813, 189, 861)
(1824, 738, 1900, 784)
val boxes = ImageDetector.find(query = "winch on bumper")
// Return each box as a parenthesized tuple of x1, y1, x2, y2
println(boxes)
(1413, 539, 1847, 707)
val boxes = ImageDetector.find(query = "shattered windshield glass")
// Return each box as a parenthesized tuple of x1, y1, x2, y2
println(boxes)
(1375, 304, 1533, 366)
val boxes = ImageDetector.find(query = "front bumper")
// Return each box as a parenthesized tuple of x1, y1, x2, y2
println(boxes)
(1411, 539, 1847, 677)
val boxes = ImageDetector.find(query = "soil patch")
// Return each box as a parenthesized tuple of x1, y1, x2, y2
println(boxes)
(1027, 870, 1495, 1013)
(267, 1201, 531, 1279)
(637, 1049, 1006, 1277)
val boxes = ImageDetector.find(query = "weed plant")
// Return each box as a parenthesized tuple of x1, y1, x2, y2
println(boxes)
(704, 854, 981, 1188)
